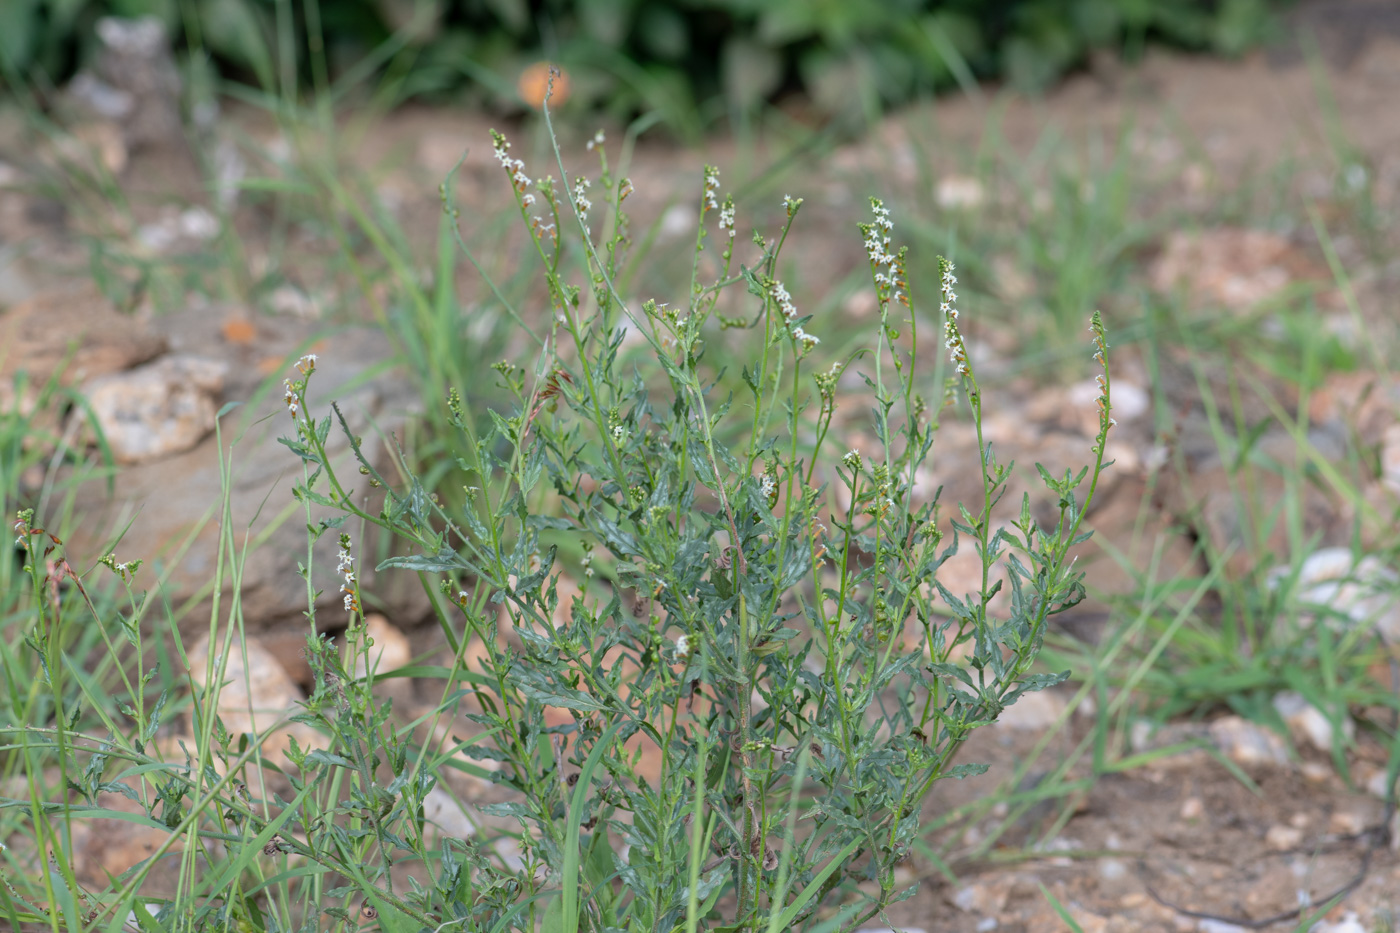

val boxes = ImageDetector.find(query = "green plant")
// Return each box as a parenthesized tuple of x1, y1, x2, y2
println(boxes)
(1, 0, 1285, 135)
(267, 110, 1117, 930)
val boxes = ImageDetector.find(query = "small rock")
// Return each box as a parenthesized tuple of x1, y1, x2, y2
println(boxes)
(53, 121, 128, 175)
(135, 206, 220, 254)
(1149, 228, 1326, 312)
(1300, 761, 1333, 784)
(422, 785, 477, 841)
(78, 355, 227, 463)
(67, 72, 135, 120)
(1198, 921, 1248, 933)
(1208, 715, 1290, 767)
(936, 175, 984, 210)
(1098, 858, 1127, 881)
(1382, 424, 1400, 496)
(951, 881, 1008, 914)
(91, 16, 183, 149)
(995, 690, 1067, 731)
(1327, 809, 1366, 835)
(184, 632, 319, 777)
(975, 920, 998, 933)
(1361, 765, 1394, 801)
(1179, 796, 1204, 820)
(660, 204, 697, 240)
(1264, 824, 1303, 851)
(353, 614, 415, 708)
(353, 614, 412, 676)
(68, 790, 181, 890)
(1268, 548, 1400, 641)
(843, 288, 878, 319)
(1271, 691, 1353, 752)
(267, 283, 321, 319)
(1310, 911, 1367, 933)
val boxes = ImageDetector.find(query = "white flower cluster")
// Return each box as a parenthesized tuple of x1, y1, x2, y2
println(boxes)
(864, 199, 895, 267)
(573, 177, 592, 223)
(769, 278, 819, 352)
(675, 633, 693, 661)
(491, 133, 532, 194)
(283, 379, 299, 419)
(940, 261, 968, 376)
(783, 194, 803, 214)
(296, 353, 317, 375)
(703, 166, 720, 211)
(760, 474, 777, 500)
(718, 200, 735, 237)
(586, 128, 605, 151)
(337, 535, 359, 614)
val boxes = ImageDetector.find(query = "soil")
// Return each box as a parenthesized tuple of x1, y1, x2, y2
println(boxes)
(4, 6, 1400, 930)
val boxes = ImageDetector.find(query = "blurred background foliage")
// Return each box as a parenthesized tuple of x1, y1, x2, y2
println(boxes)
(2, 0, 1286, 134)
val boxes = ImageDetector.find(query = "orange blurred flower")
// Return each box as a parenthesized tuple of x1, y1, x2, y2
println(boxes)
(518, 62, 570, 109)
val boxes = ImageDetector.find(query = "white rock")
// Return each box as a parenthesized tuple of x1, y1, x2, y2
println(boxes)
(660, 204, 698, 239)
(1208, 716, 1289, 767)
(975, 920, 998, 933)
(1264, 824, 1302, 850)
(79, 355, 227, 463)
(995, 690, 1067, 731)
(1269, 548, 1400, 639)
(1179, 796, 1204, 820)
(936, 175, 984, 210)
(1272, 691, 1353, 752)
(1198, 921, 1248, 933)
(952, 881, 1007, 914)
(1310, 911, 1367, 933)
(135, 207, 220, 253)
(267, 283, 321, 319)
(421, 785, 477, 841)
(1382, 424, 1400, 496)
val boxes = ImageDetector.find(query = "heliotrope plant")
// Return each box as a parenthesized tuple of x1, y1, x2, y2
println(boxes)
(275, 121, 1115, 932)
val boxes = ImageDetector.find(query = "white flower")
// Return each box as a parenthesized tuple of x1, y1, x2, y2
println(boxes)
(760, 475, 776, 499)
(586, 129, 605, 150)
(675, 634, 693, 660)
(573, 177, 592, 221)
(703, 167, 720, 211)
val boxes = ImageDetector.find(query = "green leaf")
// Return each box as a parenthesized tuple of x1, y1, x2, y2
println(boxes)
(517, 681, 609, 712)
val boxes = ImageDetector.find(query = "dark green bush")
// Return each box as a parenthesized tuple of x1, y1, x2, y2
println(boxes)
(2, 0, 1283, 130)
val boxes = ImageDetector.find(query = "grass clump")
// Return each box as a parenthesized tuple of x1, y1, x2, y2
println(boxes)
(267, 109, 1117, 930)
(1, 111, 1115, 932)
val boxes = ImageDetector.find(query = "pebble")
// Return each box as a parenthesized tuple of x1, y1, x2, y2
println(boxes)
(1327, 809, 1366, 836)
(1382, 424, 1400, 495)
(1264, 824, 1302, 851)
(952, 881, 1007, 914)
(1098, 858, 1127, 881)
(935, 175, 984, 210)
(78, 355, 227, 463)
(1273, 691, 1351, 752)
(1180, 796, 1204, 820)
(1208, 716, 1290, 767)
(1311, 912, 1367, 933)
